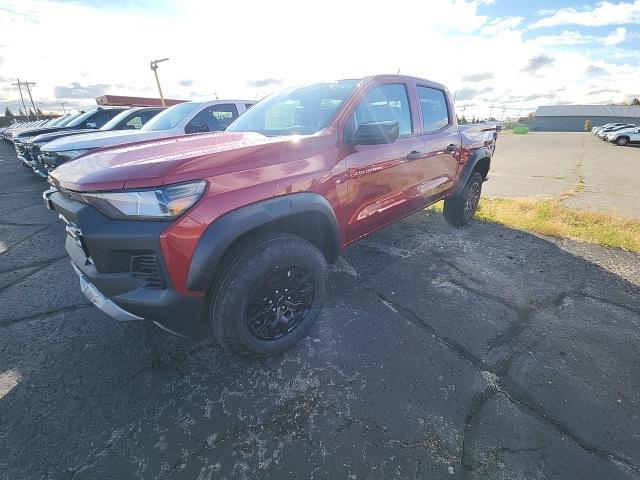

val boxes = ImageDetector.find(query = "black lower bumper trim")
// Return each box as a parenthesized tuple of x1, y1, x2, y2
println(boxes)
(50, 191, 206, 338)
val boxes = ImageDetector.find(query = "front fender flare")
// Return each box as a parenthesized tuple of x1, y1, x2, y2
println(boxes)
(186, 192, 340, 291)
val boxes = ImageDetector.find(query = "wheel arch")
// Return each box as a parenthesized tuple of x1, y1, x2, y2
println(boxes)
(450, 148, 491, 197)
(186, 192, 340, 292)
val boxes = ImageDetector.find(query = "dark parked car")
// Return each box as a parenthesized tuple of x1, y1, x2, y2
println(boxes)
(27, 107, 163, 177)
(15, 107, 125, 167)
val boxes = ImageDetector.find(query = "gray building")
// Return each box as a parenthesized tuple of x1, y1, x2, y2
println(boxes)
(532, 105, 640, 132)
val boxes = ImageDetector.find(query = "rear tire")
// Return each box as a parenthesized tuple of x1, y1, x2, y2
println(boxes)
(209, 233, 328, 359)
(443, 172, 483, 227)
(617, 137, 629, 146)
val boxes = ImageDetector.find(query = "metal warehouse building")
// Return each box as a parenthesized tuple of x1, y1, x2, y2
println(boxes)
(532, 105, 640, 132)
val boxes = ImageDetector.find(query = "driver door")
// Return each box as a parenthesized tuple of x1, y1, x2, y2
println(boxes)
(343, 82, 426, 242)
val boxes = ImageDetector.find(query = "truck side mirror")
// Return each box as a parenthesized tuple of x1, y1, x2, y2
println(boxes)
(350, 121, 399, 145)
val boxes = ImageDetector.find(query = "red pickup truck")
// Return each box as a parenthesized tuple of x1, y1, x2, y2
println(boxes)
(45, 75, 497, 358)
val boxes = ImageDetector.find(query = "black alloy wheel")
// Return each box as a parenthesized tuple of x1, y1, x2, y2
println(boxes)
(245, 266, 315, 341)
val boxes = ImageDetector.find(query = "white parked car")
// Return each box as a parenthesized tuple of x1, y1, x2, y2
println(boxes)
(40, 99, 255, 173)
(596, 123, 636, 139)
(607, 127, 640, 146)
(592, 123, 628, 136)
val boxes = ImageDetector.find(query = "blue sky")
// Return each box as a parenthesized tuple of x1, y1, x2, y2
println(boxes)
(482, 1, 640, 64)
(0, 0, 638, 119)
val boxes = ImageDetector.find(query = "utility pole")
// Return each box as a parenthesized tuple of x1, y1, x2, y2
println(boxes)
(12, 79, 29, 120)
(500, 107, 506, 121)
(61, 101, 68, 115)
(489, 104, 494, 119)
(21, 81, 38, 119)
(150, 58, 169, 107)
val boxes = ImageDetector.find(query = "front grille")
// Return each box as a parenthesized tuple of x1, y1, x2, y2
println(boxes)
(131, 254, 164, 289)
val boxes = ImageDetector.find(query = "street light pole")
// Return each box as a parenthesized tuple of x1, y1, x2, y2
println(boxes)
(61, 102, 68, 115)
(150, 58, 169, 107)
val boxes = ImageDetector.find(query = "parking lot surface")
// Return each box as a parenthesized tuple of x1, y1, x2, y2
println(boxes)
(485, 132, 640, 218)
(1, 139, 639, 479)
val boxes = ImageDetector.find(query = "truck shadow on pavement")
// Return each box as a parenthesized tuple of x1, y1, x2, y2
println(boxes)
(1, 142, 639, 480)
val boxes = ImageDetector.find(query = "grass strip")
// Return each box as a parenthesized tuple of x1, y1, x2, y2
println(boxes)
(429, 198, 640, 252)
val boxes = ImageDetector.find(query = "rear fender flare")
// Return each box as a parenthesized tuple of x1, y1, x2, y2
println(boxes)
(451, 148, 491, 197)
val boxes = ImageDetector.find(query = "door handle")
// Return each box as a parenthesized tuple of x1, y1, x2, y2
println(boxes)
(406, 151, 422, 160)
(446, 144, 458, 153)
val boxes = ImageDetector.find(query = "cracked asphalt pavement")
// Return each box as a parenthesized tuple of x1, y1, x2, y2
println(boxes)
(1, 139, 639, 479)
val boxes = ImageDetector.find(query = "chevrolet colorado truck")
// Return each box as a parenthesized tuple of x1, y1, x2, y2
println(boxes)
(45, 75, 497, 358)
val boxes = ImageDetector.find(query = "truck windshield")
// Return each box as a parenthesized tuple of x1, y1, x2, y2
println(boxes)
(142, 102, 199, 131)
(99, 109, 136, 131)
(227, 80, 360, 136)
(66, 110, 97, 128)
(56, 114, 81, 127)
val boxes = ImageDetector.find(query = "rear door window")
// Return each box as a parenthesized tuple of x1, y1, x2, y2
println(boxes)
(417, 86, 450, 133)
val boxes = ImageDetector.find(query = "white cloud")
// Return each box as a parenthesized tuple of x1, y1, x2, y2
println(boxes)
(532, 30, 593, 45)
(481, 16, 524, 35)
(532, 27, 629, 46)
(530, 1, 640, 29)
(0, 0, 638, 119)
(603, 27, 628, 45)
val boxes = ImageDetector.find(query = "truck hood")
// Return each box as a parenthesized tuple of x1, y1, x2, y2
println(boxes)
(43, 129, 147, 152)
(50, 131, 294, 191)
(16, 126, 72, 139)
(32, 129, 96, 145)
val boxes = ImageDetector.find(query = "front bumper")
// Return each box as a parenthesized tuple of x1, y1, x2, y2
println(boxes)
(46, 189, 206, 338)
(72, 263, 144, 321)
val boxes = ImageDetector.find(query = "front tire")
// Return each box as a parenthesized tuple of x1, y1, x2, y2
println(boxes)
(210, 233, 328, 359)
(443, 171, 483, 227)
(617, 137, 629, 146)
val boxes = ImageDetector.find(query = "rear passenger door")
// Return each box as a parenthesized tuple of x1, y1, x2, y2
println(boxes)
(417, 85, 460, 197)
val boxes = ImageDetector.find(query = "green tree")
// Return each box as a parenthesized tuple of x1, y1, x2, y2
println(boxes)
(4, 107, 13, 118)
(584, 119, 593, 132)
(18, 108, 25, 117)
(36, 107, 44, 116)
(632, 98, 640, 106)
(28, 108, 35, 117)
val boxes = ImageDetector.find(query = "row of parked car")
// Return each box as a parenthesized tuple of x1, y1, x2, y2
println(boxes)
(1, 99, 255, 177)
(591, 122, 639, 146)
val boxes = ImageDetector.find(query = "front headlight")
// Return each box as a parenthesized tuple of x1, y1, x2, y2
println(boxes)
(81, 180, 207, 220)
